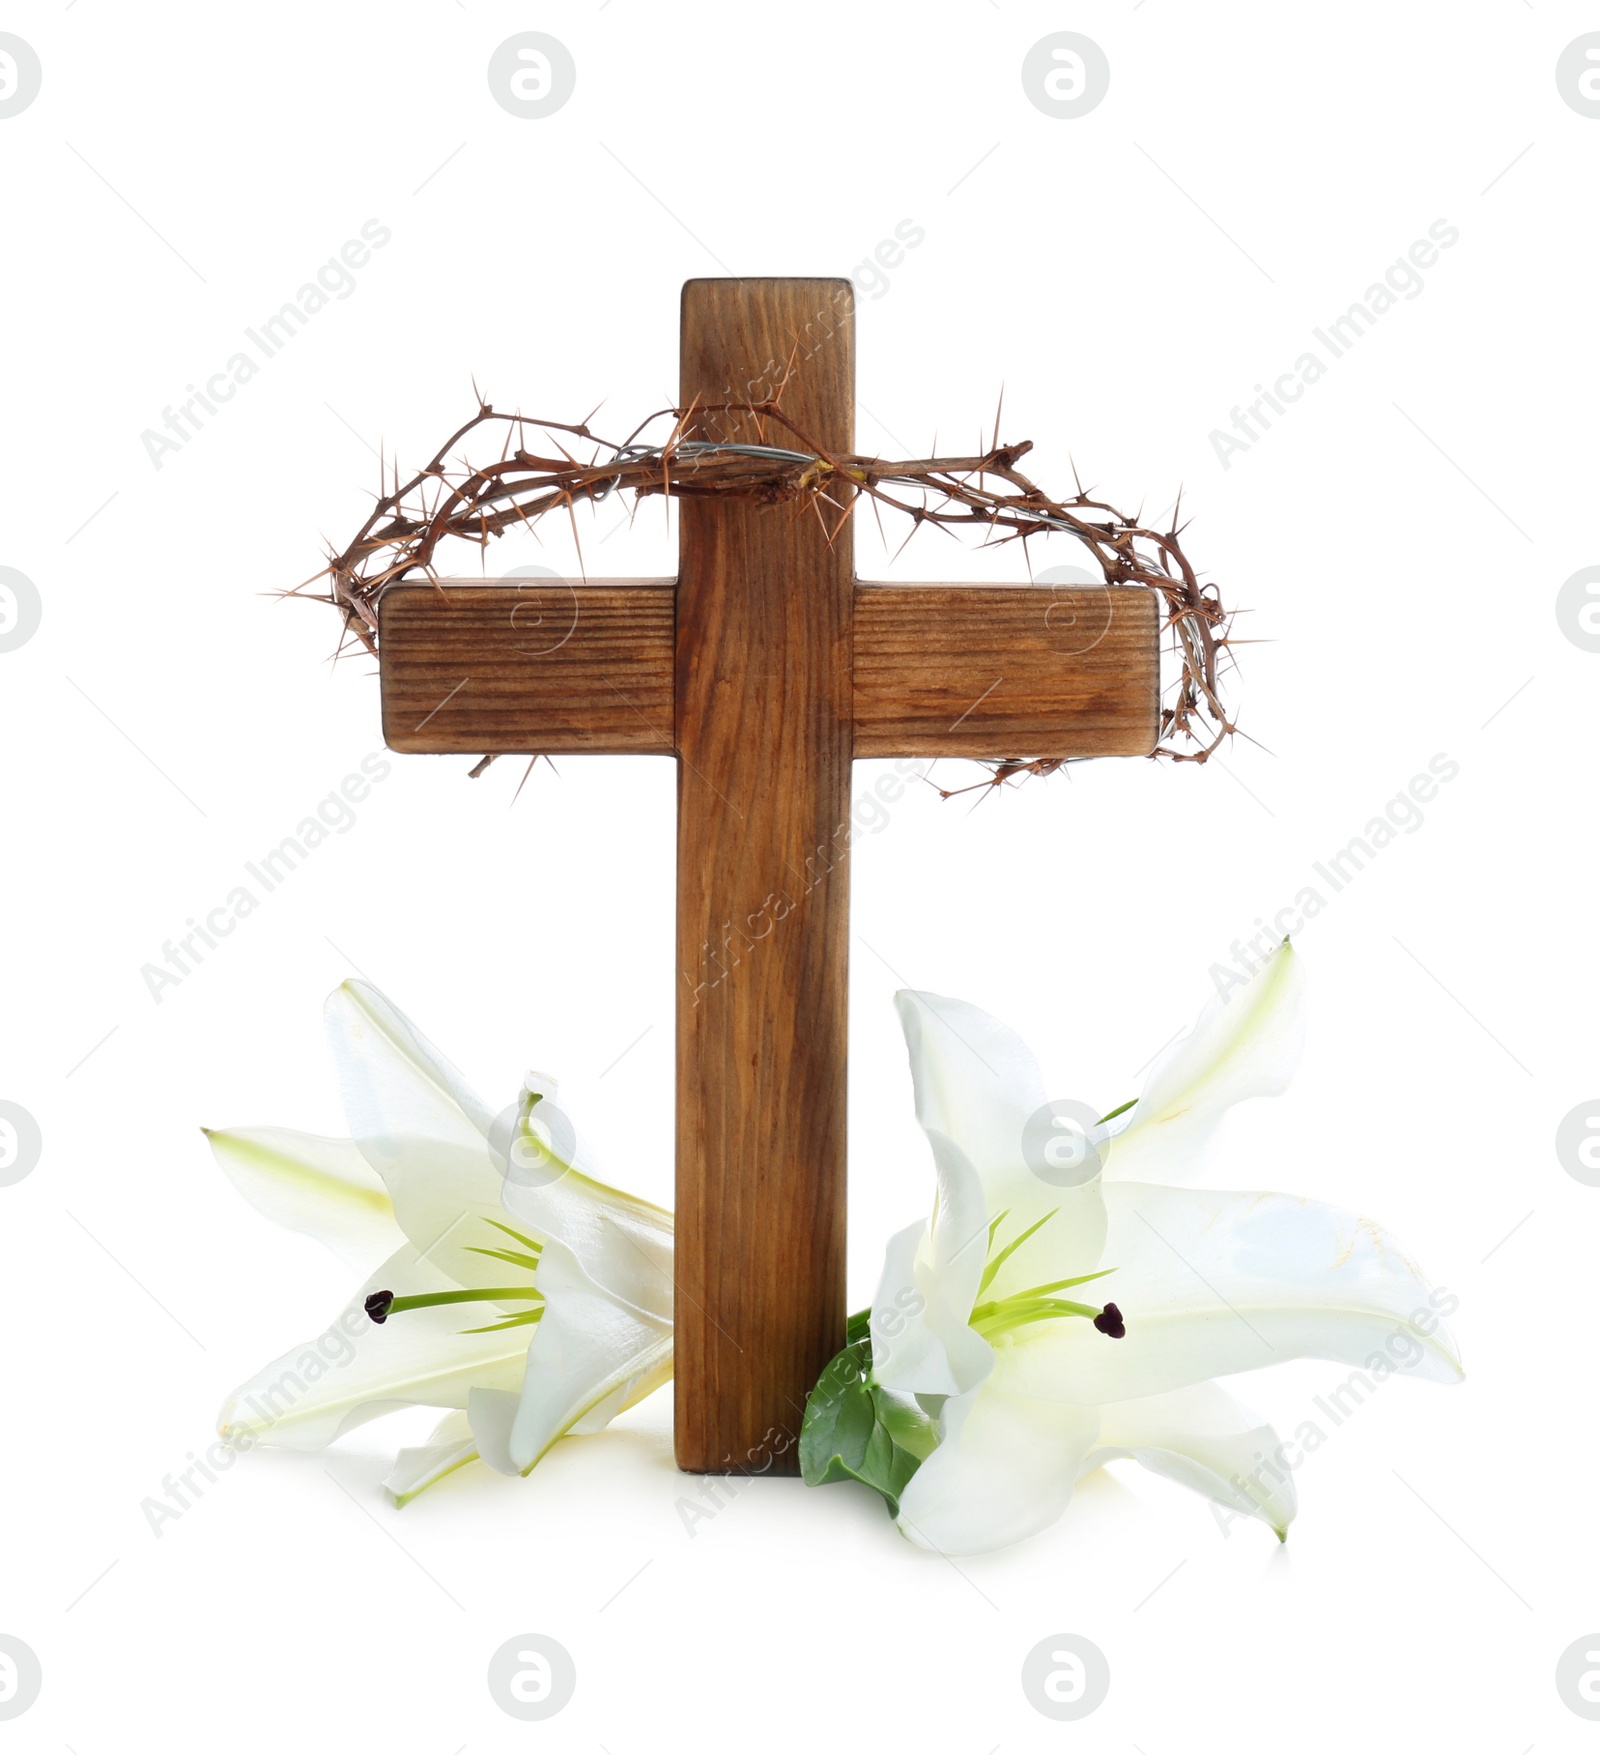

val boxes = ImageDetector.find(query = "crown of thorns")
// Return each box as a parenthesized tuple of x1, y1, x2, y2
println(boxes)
(304, 394, 1238, 789)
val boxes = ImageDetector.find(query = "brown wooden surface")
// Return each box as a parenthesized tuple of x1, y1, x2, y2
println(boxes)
(674, 278, 854, 1473)
(853, 583, 1159, 758)
(379, 579, 1157, 760)
(379, 580, 675, 754)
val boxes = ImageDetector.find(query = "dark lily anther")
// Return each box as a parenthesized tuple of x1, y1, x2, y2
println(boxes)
(1093, 1301, 1125, 1339)
(365, 1289, 395, 1325)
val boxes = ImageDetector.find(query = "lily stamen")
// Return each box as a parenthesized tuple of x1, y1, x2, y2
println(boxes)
(970, 1215, 1122, 1340)
(969, 1275, 1122, 1340)
(364, 1219, 548, 1333)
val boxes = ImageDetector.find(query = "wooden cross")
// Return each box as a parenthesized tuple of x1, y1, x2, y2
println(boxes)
(378, 279, 1158, 1473)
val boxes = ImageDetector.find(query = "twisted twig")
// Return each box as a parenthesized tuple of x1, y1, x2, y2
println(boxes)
(301, 398, 1238, 786)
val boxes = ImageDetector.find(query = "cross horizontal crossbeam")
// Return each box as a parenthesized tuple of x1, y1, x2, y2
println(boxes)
(380, 581, 1158, 758)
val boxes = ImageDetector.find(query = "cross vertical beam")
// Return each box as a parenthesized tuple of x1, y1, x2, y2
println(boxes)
(674, 279, 854, 1472)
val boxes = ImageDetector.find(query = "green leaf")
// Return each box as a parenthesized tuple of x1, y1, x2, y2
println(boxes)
(800, 1334, 938, 1519)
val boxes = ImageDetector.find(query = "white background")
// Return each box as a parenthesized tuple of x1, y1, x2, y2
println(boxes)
(2, 2, 1595, 1748)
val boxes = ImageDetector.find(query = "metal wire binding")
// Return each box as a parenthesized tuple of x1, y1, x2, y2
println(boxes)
(594, 438, 1106, 544)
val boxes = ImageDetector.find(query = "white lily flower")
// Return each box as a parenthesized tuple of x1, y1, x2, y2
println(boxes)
(860, 942, 1461, 1555)
(208, 981, 673, 1504)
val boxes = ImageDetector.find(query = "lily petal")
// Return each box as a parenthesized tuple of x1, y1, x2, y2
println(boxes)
(1105, 939, 1306, 1182)
(872, 1135, 994, 1397)
(895, 1371, 1099, 1556)
(465, 1387, 521, 1474)
(871, 1220, 992, 1400)
(895, 990, 1109, 1280)
(496, 1239, 673, 1475)
(218, 1246, 528, 1450)
(324, 981, 508, 1258)
(895, 990, 1055, 1204)
(500, 1165, 675, 1326)
(205, 1125, 402, 1271)
(996, 1182, 1463, 1405)
(384, 1409, 480, 1507)
(1080, 1380, 1298, 1537)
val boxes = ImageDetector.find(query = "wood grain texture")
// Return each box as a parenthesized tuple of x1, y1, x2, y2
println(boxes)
(378, 580, 675, 754)
(853, 584, 1159, 758)
(674, 278, 854, 1473)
